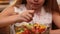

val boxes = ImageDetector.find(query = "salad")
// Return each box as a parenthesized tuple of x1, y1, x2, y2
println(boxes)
(14, 22, 47, 34)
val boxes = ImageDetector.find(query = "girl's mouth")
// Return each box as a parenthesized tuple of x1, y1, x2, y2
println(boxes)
(31, 3, 40, 6)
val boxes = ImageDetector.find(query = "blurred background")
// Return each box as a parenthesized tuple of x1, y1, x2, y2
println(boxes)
(0, 0, 60, 12)
(0, 0, 9, 11)
(0, 0, 14, 12)
(57, 0, 60, 5)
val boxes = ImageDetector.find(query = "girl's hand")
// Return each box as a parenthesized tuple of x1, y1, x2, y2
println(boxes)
(17, 10, 34, 23)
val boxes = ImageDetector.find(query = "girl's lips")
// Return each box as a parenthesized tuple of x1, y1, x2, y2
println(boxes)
(30, 3, 40, 7)
(31, 2, 39, 5)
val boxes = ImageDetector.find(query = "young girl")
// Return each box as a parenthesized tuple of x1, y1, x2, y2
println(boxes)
(0, 0, 60, 34)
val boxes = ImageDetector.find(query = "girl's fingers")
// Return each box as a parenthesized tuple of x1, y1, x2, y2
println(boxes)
(27, 13, 33, 19)
(28, 10, 34, 17)
(21, 15, 31, 21)
(28, 10, 34, 14)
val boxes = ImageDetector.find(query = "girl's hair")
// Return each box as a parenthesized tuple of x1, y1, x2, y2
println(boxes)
(11, 0, 60, 13)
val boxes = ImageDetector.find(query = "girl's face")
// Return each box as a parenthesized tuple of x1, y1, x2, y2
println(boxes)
(26, 0, 45, 10)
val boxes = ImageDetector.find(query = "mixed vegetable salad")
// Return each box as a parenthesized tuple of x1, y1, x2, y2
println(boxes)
(15, 22, 47, 34)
